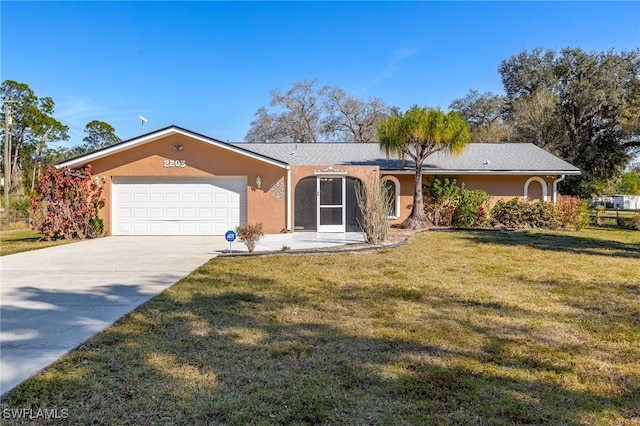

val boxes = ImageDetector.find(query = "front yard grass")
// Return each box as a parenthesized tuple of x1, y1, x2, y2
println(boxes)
(3, 227, 639, 424)
(0, 229, 74, 256)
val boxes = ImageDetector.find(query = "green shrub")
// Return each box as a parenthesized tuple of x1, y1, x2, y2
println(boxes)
(490, 198, 525, 228)
(424, 177, 460, 226)
(490, 198, 565, 230)
(630, 214, 640, 230)
(236, 223, 264, 252)
(526, 200, 561, 229)
(9, 196, 32, 219)
(451, 189, 490, 228)
(574, 201, 591, 230)
(427, 177, 460, 204)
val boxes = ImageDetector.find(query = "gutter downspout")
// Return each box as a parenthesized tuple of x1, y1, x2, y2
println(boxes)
(286, 167, 292, 232)
(552, 175, 565, 204)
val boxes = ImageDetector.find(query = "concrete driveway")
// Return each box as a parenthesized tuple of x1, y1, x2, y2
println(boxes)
(0, 236, 228, 396)
(0, 232, 366, 396)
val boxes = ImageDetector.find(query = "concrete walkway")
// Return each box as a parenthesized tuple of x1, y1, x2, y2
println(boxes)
(0, 232, 365, 396)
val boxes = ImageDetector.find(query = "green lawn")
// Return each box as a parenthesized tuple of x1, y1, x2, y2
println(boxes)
(0, 229, 74, 256)
(2, 227, 639, 425)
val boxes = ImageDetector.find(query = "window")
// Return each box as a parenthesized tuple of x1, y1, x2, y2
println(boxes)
(381, 176, 400, 219)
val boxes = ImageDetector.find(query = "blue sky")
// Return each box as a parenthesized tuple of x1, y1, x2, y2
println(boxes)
(2, 1, 639, 148)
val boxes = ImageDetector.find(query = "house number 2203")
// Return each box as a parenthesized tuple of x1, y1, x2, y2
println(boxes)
(163, 160, 186, 168)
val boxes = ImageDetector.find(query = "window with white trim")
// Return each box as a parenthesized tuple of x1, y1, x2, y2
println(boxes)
(381, 176, 401, 219)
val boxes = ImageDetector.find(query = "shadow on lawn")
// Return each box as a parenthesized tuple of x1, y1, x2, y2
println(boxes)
(459, 229, 640, 259)
(0, 276, 183, 398)
(4, 273, 638, 425)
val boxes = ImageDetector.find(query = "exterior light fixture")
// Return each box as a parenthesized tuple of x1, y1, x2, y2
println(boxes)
(173, 144, 183, 151)
(256, 176, 262, 189)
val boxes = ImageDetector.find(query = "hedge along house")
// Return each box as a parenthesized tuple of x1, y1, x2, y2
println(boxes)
(58, 126, 581, 236)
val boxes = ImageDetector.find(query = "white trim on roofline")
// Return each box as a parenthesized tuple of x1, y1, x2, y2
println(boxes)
(385, 169, 581, 175)
(57, 126, 291, 170)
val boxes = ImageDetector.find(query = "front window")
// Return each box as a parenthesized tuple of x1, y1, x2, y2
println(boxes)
(382, 176, 400, 219)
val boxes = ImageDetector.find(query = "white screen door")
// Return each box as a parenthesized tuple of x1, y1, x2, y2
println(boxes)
(317, 177, 345, 232)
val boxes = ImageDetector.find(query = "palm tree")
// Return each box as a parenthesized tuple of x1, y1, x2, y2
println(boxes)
(378, 106, 471, 229)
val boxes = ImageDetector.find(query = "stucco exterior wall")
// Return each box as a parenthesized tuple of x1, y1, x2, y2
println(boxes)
(89, 134, 287, 235)
(453, 174, 552, 204)
(384, 173, 560, 226)
(381, 173, 415, 226)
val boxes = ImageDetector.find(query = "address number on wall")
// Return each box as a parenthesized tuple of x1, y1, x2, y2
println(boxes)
(163, 160, 186, 168)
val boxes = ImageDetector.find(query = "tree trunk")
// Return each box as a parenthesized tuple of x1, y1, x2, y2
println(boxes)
(401, 163, 427, 229)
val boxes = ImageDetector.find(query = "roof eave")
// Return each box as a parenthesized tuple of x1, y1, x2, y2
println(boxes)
(382, 169, 581, 175)
(57, 126, 290, 170)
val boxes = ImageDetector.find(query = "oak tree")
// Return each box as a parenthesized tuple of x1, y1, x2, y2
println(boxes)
(499, 48, 640, 196)
(245, 79, 392, 143)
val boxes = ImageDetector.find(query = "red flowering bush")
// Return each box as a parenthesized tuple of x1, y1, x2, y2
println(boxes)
(556, 195, 590, 230)
(30, 165, 105, 240)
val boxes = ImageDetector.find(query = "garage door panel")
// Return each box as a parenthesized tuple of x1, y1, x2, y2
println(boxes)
(198, 222, 213, 233)
(181, 222, 197, 234)
(117, 208, 132, 219)
(133, 208, 148, 219)
(133, 193, 147, 203)
(214, 208, 230, 219)
(182, 193, 197, 203)
(166, 193, 180, 203)
(164, 222, 180, 234)
(117, 222, 132, 233)
(198, 208, 213, 219)
(113, 178, 247, 235)
(165, 207, 180, 219)
(213, 222, 231, 234)
(198, 193, 213, 203)
(182, 207, 197, 219)
(149, 193, 163, 203)
(117, 193, 132, 203)
(134, 222, 150, 233)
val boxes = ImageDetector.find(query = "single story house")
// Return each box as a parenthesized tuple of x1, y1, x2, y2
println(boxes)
(58, 125, 581, 236)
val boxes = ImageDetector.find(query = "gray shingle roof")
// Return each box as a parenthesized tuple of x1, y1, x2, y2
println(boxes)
(236, 142, 581, 174)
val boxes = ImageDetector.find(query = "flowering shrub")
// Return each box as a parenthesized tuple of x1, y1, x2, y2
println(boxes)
(30, 165, 104, 240)
(424, 201, 457, 227)
(424, 178, 490, 228)
(236, 223, 264, 252)
(424, 177, 460, 226)
(451, 189, 490, 228)
(556, 195, 590, 229)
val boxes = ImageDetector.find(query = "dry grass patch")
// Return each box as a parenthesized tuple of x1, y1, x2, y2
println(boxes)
(2, 227, 639, 424)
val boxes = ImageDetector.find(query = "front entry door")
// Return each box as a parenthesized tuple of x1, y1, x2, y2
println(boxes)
(317, 177, 345, 232)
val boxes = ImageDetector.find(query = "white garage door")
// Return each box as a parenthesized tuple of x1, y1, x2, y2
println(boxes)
(113, 178, 247, 235)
